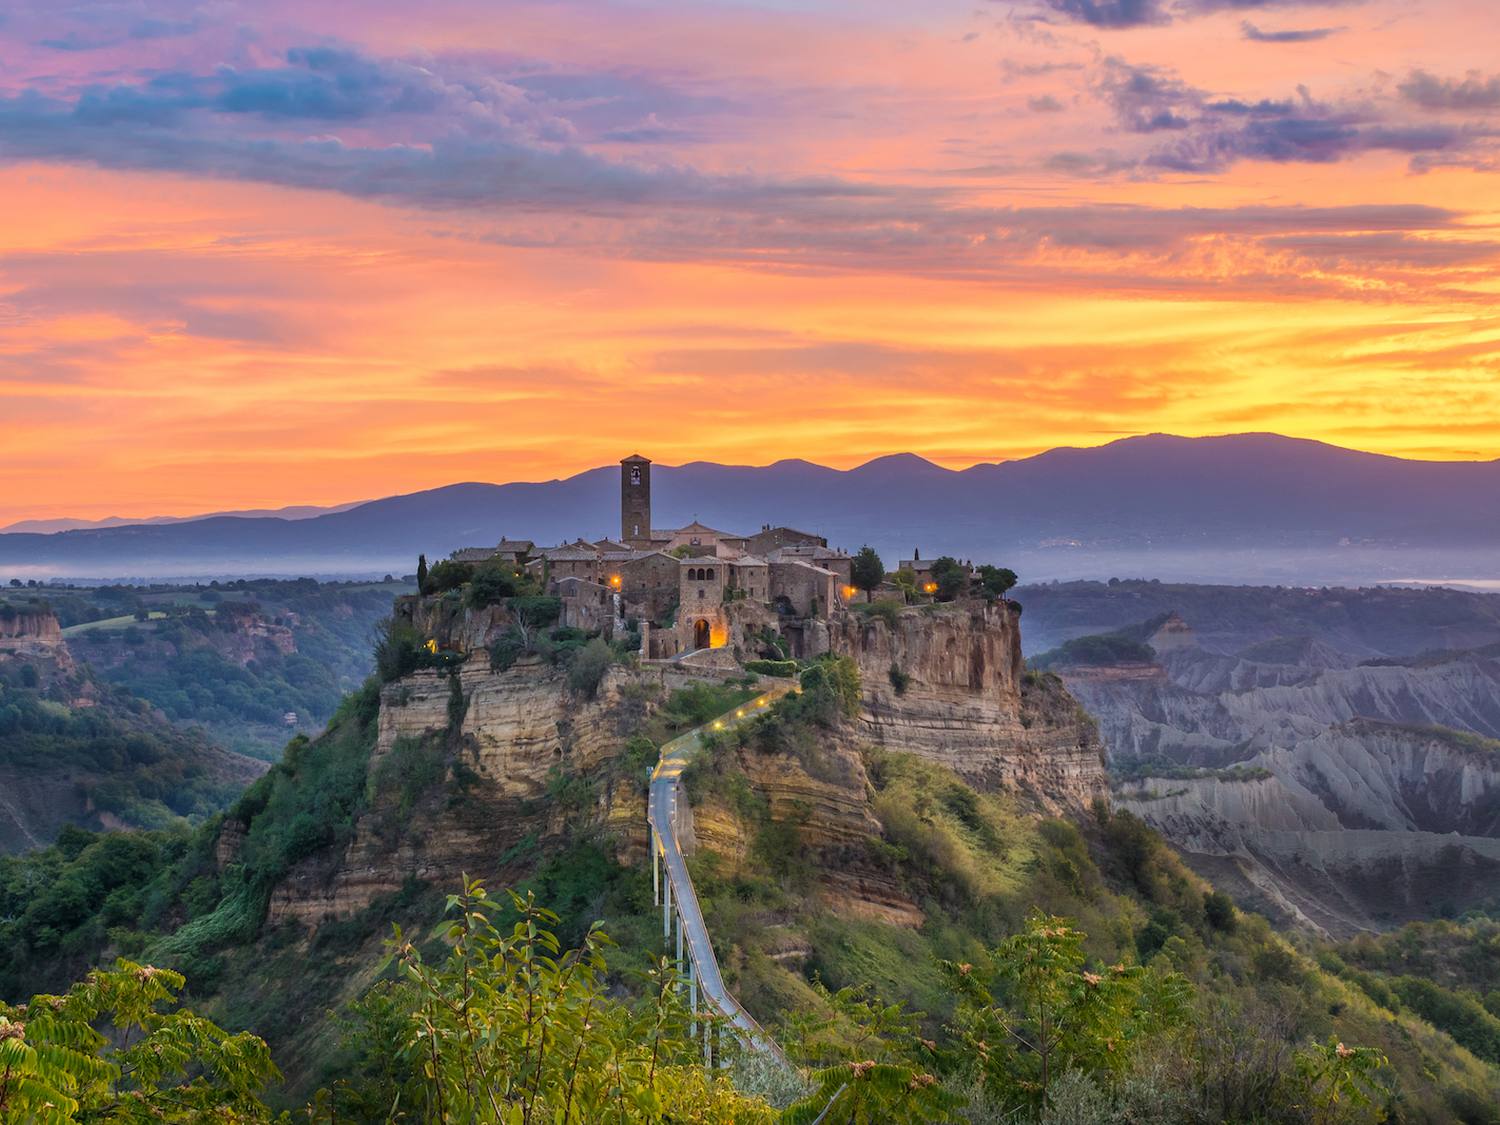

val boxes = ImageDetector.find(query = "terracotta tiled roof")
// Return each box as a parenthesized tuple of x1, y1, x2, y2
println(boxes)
(674, 520, 737, 536)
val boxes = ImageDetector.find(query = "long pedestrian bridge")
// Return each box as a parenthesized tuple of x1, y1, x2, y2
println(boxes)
(646, 680, 799, 1067)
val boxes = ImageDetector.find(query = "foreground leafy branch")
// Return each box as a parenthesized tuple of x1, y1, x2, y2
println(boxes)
(0, 960, 279, 1123)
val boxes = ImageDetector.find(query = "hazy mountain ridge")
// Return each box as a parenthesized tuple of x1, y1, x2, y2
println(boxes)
(5, 433, 1500, 582)
(0, 501, 365, 535)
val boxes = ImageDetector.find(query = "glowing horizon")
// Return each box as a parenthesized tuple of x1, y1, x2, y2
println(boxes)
(2, 0, 1499, 523)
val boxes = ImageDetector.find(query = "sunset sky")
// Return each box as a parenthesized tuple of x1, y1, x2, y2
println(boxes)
(2, 0, 1498, 523)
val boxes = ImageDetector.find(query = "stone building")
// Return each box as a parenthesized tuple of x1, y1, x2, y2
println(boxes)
(678, 557, 727, 651)
(450, 538, 534, 565)
(767, 558, 838, 618)
(523, 454, 853, 659)
(766, 543, 852, 588)
(745, 525, 827, 555)
(554, 576, 620, 634)
(530, 545, 599, 582)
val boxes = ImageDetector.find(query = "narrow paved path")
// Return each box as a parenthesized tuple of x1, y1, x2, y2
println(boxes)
(648, 680, 799, 1065)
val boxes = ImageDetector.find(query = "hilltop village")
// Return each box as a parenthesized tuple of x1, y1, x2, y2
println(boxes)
(444, 454, 957, 665)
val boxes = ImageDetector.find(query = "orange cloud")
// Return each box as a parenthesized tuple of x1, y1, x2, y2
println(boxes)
(1, 2, 1498, 523)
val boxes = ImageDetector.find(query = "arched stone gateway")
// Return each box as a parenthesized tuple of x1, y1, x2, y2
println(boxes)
(694, 618, 711, 650)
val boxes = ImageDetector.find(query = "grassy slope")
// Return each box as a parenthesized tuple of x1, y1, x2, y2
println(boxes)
(681, 731, 1500, 1122)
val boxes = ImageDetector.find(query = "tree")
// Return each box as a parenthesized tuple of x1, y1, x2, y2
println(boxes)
(370, 878, 772, 1123)
(375, 617, 426, 682)
(425, 559, 473, 595)
(781, 982, 961, 1124)
(567, 636, 616, 699)
(929, 557, 969, 602)
(944, 911, 1191, 1114)
(891, 569, 918, 604)
(417, 553, 430, 593)
(509, 595, 562, 654)
(851, 546, 885, 603)
(1203, 890, 1236, 932)
(976, 565, 1018, 601)
(1296, 1036, 1392, 1124)
(467, 560, 525, 608)
(0, 960, 278, 1122)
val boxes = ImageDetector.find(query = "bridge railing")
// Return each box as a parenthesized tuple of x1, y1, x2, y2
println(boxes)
(648, 683, 798, 1069)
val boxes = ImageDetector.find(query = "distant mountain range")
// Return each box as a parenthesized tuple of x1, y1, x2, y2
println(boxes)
(4, 434, 1499, 585)
(0, 502, 365, 535)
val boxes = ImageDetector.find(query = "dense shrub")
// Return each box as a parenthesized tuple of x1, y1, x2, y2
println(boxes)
(744, 658, 799, 678)
(888, 664, 911, 695)
(1032, 632, 1157, 669)
(373, 736, 448, 817)
(566, 637, 615, 699)
(853, 599, 903, 629)
(794, 655, 860, 724)
(1204, 889, 1237, 932)
(422, 559, 474, 595)
(466, 561, 527, 608)
(1391, 976, 1500, 1063)
(508, 596, 562, 631)
(374, 618, 426, 683)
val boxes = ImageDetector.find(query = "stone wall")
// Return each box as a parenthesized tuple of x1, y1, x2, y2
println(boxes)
(618, 551, 680, 623)
(555, 577, 618, 635)
(769, 560, 836, 619)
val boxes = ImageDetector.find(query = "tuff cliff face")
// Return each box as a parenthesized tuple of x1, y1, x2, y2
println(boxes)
(830, 602, 1107, 810)
(0, 606, 64, 648)
(258, 593, 1105, 931)
(0, 604, 73, 674)
(266, 656, 647, 925)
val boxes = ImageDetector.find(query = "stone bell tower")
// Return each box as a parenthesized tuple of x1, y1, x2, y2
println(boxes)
(621, 454, 652, 546)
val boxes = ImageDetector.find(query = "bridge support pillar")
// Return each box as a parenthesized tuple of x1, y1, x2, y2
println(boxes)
(689, 959, 698, 1039)
(651, 828, 659, 906)
(675, 908, 684, 974)
(662, 875, 672, 942)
